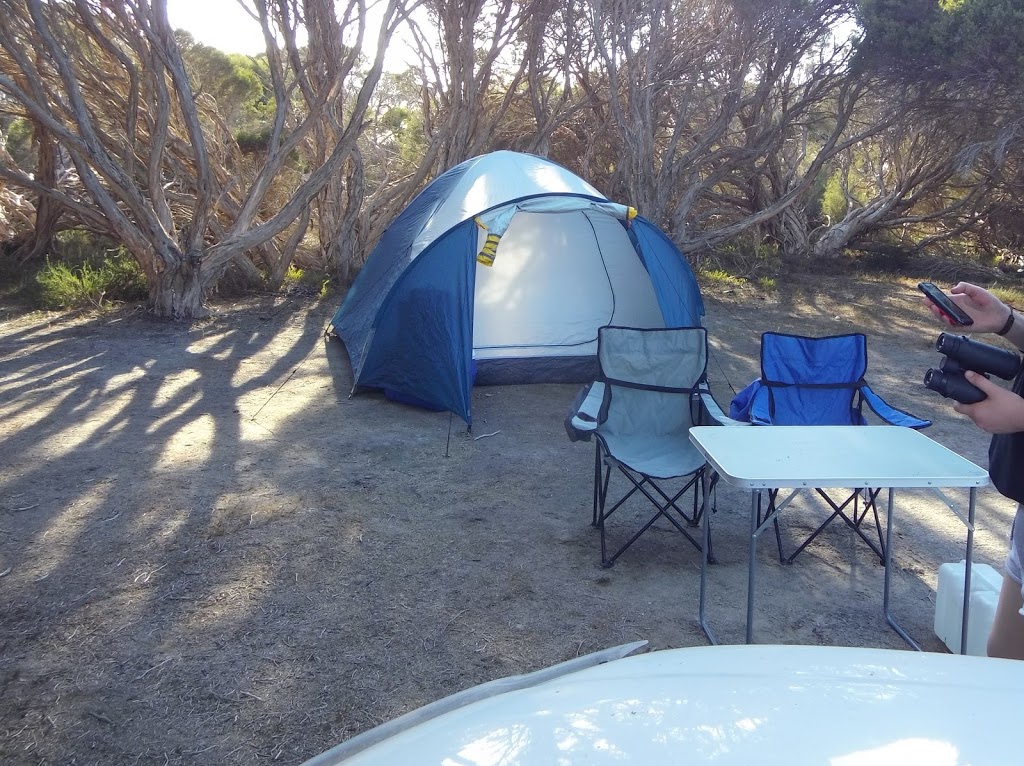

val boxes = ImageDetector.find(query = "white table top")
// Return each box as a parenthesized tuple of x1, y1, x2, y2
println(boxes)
(688, 425, 989, 489)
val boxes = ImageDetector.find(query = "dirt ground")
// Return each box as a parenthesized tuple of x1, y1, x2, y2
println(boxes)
(0, 272, 1019, 765)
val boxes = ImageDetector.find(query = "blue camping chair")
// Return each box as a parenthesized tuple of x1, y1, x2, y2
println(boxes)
(730, 332, 931, 564)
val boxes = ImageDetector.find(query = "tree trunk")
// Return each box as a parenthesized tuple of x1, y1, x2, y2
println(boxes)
(812, 199, 894, 259)
(14, 123, 61, 263)
(773, 205, 811, 260)
(317, 173, 346, 274)
(150, 254, 208, 319)
(329, 154, 366, 286)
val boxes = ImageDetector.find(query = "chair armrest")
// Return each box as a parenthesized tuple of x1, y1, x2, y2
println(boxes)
(860, 384, 931, 429)
(698, 389, 749, 427)
(565, 381, 608, 441)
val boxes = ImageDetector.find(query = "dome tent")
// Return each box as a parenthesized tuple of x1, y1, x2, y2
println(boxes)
(330, 150, 704, 426)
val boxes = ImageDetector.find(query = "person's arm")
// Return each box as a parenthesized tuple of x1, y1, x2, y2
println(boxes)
(995, 306, 1024, 352)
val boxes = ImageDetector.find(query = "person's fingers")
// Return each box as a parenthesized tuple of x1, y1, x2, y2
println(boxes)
(964, 371, 1003, 398)
(953, 400, 969, 416)
(952, 281, 985, 299)
(954, 282, 991, 307)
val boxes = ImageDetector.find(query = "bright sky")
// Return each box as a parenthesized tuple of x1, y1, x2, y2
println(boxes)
(165, 0, 418, 70)
(166, 0, 268, 55)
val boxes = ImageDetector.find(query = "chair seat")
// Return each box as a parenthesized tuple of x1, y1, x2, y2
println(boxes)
(600, 431, 706, 479)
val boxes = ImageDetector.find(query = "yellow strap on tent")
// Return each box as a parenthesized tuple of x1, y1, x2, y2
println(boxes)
(477, 233, 501, 267)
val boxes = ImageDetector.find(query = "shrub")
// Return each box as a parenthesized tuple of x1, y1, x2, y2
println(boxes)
(51, 229, 99, 264)
(36, 261, 103, 309)
(36, 253, 147, 310)
(820, 171, 847, 224)
(235, 125, 273, 154)
(282, 265, 332, 300)
(98, 255, 148, 301)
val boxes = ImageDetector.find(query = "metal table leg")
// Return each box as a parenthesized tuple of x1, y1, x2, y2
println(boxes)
(702, 486, 766, 645)
(959, 487, 977, 655)
(746, 489, 758, 643)
(885, 486, 977, 652)
(699, 471, 716, 644)
(882, 488, 921, 649)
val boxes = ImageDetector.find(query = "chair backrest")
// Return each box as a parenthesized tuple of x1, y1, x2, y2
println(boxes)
(597, 326, 708, 437)
(754, 332, 868, 426)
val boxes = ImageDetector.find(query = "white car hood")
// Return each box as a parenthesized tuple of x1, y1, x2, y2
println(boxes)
(304, 643, 1023, 765)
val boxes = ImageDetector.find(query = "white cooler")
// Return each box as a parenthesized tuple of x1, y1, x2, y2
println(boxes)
(934, 559, 1003, 655)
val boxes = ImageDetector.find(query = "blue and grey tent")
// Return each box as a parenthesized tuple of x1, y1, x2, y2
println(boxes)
(330, 150, 703, 425)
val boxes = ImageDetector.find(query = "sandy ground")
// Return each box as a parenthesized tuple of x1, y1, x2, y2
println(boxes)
(0, 274, 1018, 765)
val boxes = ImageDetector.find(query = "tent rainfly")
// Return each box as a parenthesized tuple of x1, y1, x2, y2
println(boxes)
(330, 150, 704, 425)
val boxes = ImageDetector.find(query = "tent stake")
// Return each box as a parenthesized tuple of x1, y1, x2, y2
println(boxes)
(445, 411, 453, 458)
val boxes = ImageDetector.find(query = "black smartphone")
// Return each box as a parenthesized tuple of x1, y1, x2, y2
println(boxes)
(918, 282, 974, 326)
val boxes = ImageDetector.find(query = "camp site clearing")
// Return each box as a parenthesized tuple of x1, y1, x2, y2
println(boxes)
(0, 271, 1017, 765)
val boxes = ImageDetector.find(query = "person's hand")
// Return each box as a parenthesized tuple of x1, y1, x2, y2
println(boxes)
(923, 282, 1011, 334)
(953, 371, 1024, 433)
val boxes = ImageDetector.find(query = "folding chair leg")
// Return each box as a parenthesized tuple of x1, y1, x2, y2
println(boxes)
(783, 510, 843, 564)
(781, 488, 885, 565)
(601, 503, 674, 568)
(758, 490, 787, 563)
(851, 488, 886, 563)
(596, 463, 707, 568)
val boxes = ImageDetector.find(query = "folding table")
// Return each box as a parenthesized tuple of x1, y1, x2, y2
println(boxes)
(689, 425, 989, 650)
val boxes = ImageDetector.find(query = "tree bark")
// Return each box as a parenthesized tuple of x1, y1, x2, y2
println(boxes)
(14, 122, 62, 263)
(150, 253, 208, 319)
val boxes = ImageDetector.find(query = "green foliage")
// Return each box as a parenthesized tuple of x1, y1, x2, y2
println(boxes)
(282, 265, 332, 300)
(699, 268, 746, 288)
(363, 70, 429, 172)
(698, 237, 786, 295)
(97, 256, 149, 300)
(34, 231, 148, 310)
(179, 39, 269, 127)
(3, 117, 33, 165)
(235, 125, 273, 153)
(36, 257, 147, 310)
(820, 171, 848, 223)
(855, 0, 1024, 85)
(36, 261, 105, 309)
(697, 265, 778, 295)
(380, 107, 412, 134)
(819, 160, 880, 225)
(51, 229, 104, 264)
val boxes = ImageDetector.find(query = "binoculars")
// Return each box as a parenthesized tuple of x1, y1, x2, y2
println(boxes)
(924, 333, 1022, 404)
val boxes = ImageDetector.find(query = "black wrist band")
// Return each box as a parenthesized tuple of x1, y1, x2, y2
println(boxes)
(997, 309, 1015, 336)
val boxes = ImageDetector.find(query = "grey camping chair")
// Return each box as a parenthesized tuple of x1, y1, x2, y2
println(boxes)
(565, 326, 741, 567)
